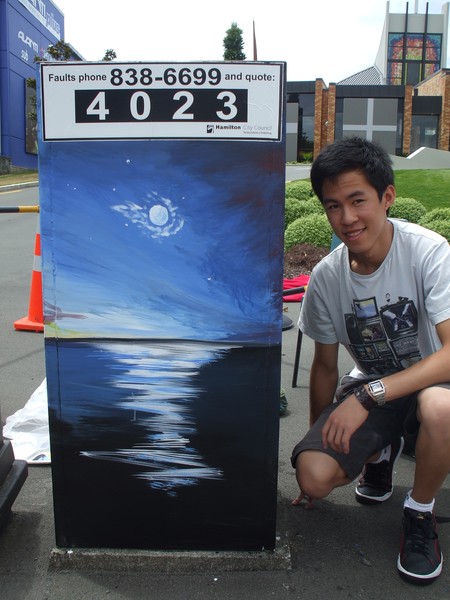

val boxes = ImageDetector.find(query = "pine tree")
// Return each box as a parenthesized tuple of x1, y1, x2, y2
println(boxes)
(223, 22, 246, 61)
(102, 49, 117, 61)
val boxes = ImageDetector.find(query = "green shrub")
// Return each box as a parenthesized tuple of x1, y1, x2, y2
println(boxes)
(285, 197, 301, 228)
(285, 180, 314, 202)
(285, 197, 323, 228)
(389, 197, 427, 223)
(419, 207, 450, 228)
(421, 219, 450, 242)
(284, 214, 333, 250)
(300, 151, 313, 164)
(297, 199, 323, 216)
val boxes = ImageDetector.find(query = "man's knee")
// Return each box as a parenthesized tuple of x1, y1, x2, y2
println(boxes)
(417, 387, 450, 437)
(295, 450, 348, 499)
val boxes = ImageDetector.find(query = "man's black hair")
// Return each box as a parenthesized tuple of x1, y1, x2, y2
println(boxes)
(310, 137, 394, 202)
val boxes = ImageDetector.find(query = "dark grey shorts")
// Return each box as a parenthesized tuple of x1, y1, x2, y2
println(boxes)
(290, 378, 420, 481)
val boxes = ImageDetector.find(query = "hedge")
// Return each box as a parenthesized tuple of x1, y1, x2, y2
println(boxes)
(284, 213, 333, 250)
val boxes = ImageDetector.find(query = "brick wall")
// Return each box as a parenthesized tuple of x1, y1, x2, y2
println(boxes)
(416, 70, 450, 150)
(416, 71, 446, 96)
(442, 75, 450, 150)
(403, 85, 413, 155)
(314, 79, 326, 158)
(327, 84, 336, 146)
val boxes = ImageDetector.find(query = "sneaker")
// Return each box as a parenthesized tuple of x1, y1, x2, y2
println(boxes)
(397, 508, 443, 584)
(355, 437, 405, 505)
(279, 387, 288, 417)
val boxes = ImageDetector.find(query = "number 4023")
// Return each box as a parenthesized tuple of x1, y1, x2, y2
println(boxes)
(75, 89, 247, 123)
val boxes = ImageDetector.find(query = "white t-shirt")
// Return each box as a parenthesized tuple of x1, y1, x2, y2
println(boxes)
(299, 219, 450, 378)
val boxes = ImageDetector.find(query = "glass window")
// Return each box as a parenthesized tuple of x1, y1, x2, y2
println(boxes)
(334, 98, 343, 140)
(298, 93, 315, 116)
(387, 33, 441, 85)
(424, 63, 440, 79)
(410, 114, 438, 152)
(300, 115, 314, 152)
(388, 33, 404, 60)
(406, 61, 421, 85)
(425, 34, 441, 62)
(297, 94, 315, 159)
(388, 62, 403, 85)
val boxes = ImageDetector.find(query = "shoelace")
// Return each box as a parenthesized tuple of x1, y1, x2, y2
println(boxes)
(362, 461, 391, 488)
(405, 513, 436, 556)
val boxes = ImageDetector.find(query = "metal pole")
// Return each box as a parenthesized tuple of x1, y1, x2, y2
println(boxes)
(0, 206, 39, 213)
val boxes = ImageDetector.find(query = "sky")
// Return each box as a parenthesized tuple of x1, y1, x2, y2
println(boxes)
(52, 0, 449, 85)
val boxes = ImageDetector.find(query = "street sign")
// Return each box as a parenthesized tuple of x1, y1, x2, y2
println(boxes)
(40, 61, 284, 141)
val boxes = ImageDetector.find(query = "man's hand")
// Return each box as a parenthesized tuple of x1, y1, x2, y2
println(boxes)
(292, 491, 315, 510)
(321, 394, 369, 454)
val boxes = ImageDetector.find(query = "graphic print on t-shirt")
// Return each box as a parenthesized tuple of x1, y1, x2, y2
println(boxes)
(345, 295, 421, 376)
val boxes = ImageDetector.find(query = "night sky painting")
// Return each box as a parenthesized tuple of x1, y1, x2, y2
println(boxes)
(40, 138, 285, 551)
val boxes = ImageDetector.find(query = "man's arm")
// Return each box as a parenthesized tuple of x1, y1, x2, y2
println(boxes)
(309, 341, 339, 425)
(322, 318, 450, 454)
(381, 318, 450, 401)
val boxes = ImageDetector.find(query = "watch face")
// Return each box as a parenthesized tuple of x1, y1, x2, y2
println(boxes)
(370, 381, 384, 394)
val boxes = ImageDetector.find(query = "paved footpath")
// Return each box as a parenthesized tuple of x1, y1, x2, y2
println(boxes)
(1, 183, 450, 599)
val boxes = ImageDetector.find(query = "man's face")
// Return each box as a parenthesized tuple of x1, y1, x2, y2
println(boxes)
(321, 170, 395, 259)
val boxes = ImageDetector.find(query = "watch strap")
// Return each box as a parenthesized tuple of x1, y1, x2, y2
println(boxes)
(354, 385, 377, 411)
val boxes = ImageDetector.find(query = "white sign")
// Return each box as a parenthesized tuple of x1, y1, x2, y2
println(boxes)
(40, 62, 285, 141)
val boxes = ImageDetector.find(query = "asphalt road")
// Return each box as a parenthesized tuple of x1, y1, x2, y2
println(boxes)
(1, 183, 449, 599)
(0, 186, 44, 420)
(285, 164, 310, 182)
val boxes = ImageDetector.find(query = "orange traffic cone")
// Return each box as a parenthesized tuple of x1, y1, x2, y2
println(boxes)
(14, 225, 44, 332)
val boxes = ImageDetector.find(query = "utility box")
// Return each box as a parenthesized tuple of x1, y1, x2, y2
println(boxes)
(39, 61, 285, 551)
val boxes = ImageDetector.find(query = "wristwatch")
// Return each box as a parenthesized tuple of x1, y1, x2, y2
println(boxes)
(367, 380, 386, 405)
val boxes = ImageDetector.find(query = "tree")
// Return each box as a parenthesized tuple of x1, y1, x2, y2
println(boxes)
(26, 41, 77, 131)
(36, 39, 73, 62)
(25, 42, 117, 154)
(223, 22, 246, 61)
(102, 49, 117, 61)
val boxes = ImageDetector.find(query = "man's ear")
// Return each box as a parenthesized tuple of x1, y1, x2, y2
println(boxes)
(383, 185, 396, 211)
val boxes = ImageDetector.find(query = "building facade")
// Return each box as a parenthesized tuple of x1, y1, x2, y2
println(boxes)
(287, 2, 450, 161)
(0, 0, 64, 169)
(376, 0, 448, 86)
(1, 1, 449, 167)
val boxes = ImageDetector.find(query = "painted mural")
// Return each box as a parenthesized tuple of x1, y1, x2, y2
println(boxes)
(40, 139, 285, 550)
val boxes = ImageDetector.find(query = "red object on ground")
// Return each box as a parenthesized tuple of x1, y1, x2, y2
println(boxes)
(282, 274, 310, 302)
